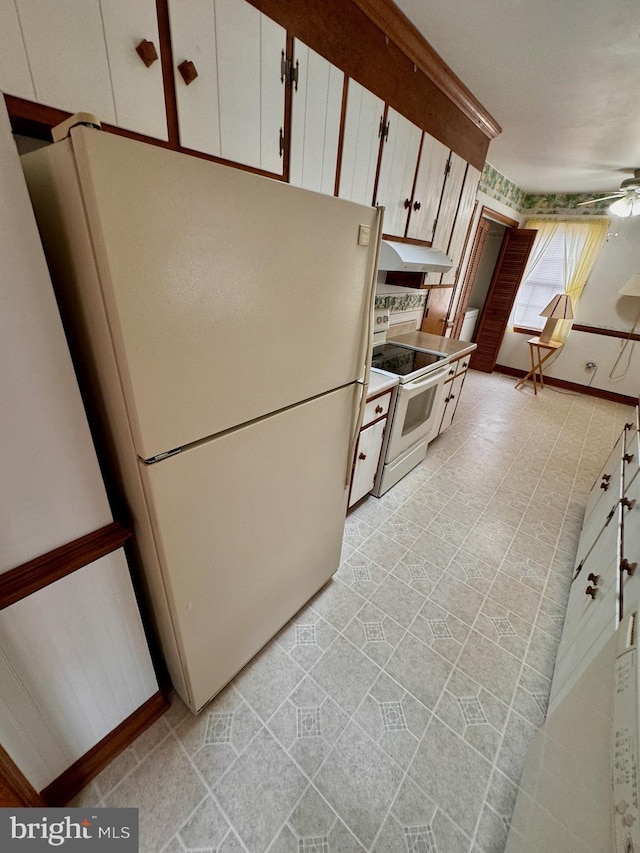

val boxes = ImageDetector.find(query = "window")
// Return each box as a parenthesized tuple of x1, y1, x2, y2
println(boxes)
(510, 223, 587, 330)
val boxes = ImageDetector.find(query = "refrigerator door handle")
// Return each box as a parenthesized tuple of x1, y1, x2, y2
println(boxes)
(358, 206, 385, 388)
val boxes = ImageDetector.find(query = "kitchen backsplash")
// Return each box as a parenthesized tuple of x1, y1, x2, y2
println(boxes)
(374, 290, 427, 313)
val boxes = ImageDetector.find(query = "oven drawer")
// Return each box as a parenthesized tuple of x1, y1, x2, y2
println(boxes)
(362, 390, 392, 428)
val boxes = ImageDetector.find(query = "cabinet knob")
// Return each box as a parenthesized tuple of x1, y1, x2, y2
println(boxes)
(462, 362, 468, 368)
(450, 394, 456, 400)
(449, 368, 455, 375)
(178, 60, 198, 85)
(358, 452, 367, 460)
(622, 497, 636, 510)
(375, 405, 383, 414)
(135, 39, 159, 67)
(585, 585, 598, 599)
(587, 573, 600, 585)
(624, 453, 635, 463)
(600, 481, 609, 491)
(413, 200, 422, 211)
(602, 473, 611, 481)
(404, 198, 412, 209)
(621, 559, 638, 577)
(625, 423, 634, 430)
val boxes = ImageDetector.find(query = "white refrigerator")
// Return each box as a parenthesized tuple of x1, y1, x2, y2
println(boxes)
(22, 125, 382, 712)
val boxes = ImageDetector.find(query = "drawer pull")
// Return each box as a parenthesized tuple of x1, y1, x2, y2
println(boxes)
(358, 452, 367, 460)
(585, 585, 598, 599)
(375, 405, 383, 414)
(622, 559, 638, 577)
(178, 60, 198, 85)
(622, 497, 636, 510)
(624, 453, 635, 463)
(449, 368, 455, 376)
(600, 481, 609, 491)
(136, 39, 159, 67)
(587, 573, 600, 585)
(462, 361, 468, 368)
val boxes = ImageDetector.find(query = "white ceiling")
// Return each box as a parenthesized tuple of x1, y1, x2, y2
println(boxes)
(393, 0, 640, 194)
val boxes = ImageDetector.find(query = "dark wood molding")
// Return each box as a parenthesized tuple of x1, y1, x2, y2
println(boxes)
(572, 324, 640, 343)
(512, 325, 542, 336)
(478, 205, 519, 229)
(0, 522, 131, 610)
(156, 0, 180, 147)
(41, 691, 168, 806)
(495, 363, 637, 406)
(348, 0, 501, 140)
(334, 75, 349, 197)
(0, 744, 45, 807)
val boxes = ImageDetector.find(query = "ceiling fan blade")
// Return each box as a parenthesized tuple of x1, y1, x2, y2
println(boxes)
(576, 193, 623, 206)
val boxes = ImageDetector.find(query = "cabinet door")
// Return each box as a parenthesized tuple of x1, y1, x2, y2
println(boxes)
(406, 132, 449, 242)
(289, 41, 343, 194)
(13, 0, 167, 139)
(439, 369, 466, 434)
(338, 79, 384, 206)
(374, 107, 421, 238)
(550, 514, 620, 709)
(583, 430, 624, 524)
(349, 419, 386, 507)
(15, 0, 117, 124)
(0, 0, 35, 101)
(169, 0, 286, 174)
(431, 152, 467, 255)
(100, 0, 168, 140)
(440, 164, 481, 285)
(622, 469, 640, 609)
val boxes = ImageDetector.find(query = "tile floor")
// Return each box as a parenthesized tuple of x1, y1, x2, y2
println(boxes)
(72, 370, 633, 853)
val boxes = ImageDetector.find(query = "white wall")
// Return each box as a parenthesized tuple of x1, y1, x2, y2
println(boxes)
(497, 215, 640, 399)
(0, 98, 157, 792)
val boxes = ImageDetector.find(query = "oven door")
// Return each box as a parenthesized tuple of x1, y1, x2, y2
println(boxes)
(385, 366, 448, 462)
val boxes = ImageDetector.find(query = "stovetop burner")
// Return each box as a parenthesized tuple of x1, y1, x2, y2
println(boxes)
(371, 343, 447, 378)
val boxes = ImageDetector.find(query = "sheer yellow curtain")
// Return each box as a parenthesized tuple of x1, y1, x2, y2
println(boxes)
(555, 219, 609, 341)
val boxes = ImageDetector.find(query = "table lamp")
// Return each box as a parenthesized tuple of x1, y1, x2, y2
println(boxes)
(619, 274, 640, 297)
(539, 293, 574, 343)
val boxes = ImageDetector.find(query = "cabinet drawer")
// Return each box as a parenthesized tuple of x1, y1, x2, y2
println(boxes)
(362, 390, 392, 428)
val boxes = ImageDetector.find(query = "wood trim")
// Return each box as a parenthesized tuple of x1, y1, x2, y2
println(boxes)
(372, 103, 388, 206)
(349, 0, 501, 140)
(478, 206, 519, 228)
(404, 131, 425, 236)
(512, 325, 542, 336)
(495, 364, 638, 406)
(282, 34, 295, 183)
(41, 691, 168, 806)
(381, 234, 433, 247)
(450, 207, 488, 338)
(0, 744, 45, 807)
(156, 0, 180, 147)
(0, 522, 131, 610)
(333, 75, 349, 197)
(572, 324, 640, 343)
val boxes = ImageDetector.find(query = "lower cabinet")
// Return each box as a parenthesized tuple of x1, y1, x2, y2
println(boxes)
(432, 354, 470, 438)
(348, 388, 392, 508)
(549, 411, 639, 713)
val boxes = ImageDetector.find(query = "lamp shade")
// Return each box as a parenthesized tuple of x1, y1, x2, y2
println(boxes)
(619, 274, 640, 297)
(540, 293, 574, 320)
(609, 195, 640, 218)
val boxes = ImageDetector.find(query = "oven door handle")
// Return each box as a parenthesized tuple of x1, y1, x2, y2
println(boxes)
(403, 366, 450, 391)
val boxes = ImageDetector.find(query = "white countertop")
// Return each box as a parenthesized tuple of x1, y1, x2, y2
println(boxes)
(368, 370, 399, 397)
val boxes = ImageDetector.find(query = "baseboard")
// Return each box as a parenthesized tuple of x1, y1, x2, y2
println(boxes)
(495, 363, 637, 406)
(40, 691, 168, 806)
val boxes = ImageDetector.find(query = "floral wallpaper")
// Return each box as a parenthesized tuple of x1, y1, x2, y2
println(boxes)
(479, 163, 611, 216)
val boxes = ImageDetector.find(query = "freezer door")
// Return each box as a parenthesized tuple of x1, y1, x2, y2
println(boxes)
(138, 384, 358, 712)
(67, 127, 379, 460)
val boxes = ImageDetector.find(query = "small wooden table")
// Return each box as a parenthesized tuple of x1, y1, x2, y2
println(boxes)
(515, 337, 564, 395)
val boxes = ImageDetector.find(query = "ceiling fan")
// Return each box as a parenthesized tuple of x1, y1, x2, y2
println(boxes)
(577, 169, 640, 217)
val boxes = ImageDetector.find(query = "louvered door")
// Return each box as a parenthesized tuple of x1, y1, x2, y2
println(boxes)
(470, 228, 537, 372)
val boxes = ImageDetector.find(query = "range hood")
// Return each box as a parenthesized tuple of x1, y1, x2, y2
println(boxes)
(378, 239, 453, 273)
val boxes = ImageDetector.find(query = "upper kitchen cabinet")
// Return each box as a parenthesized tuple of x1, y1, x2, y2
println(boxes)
(289, 40, 343, 194)
(405, 132, 450, 243)
(431, 152, 467, 258)
(374, 107, 422, 238)
(338, 79, 384, 207)
(0, 0, 168, 140)
(168, 0, 286, 175)
(439, 163, 481, 285)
